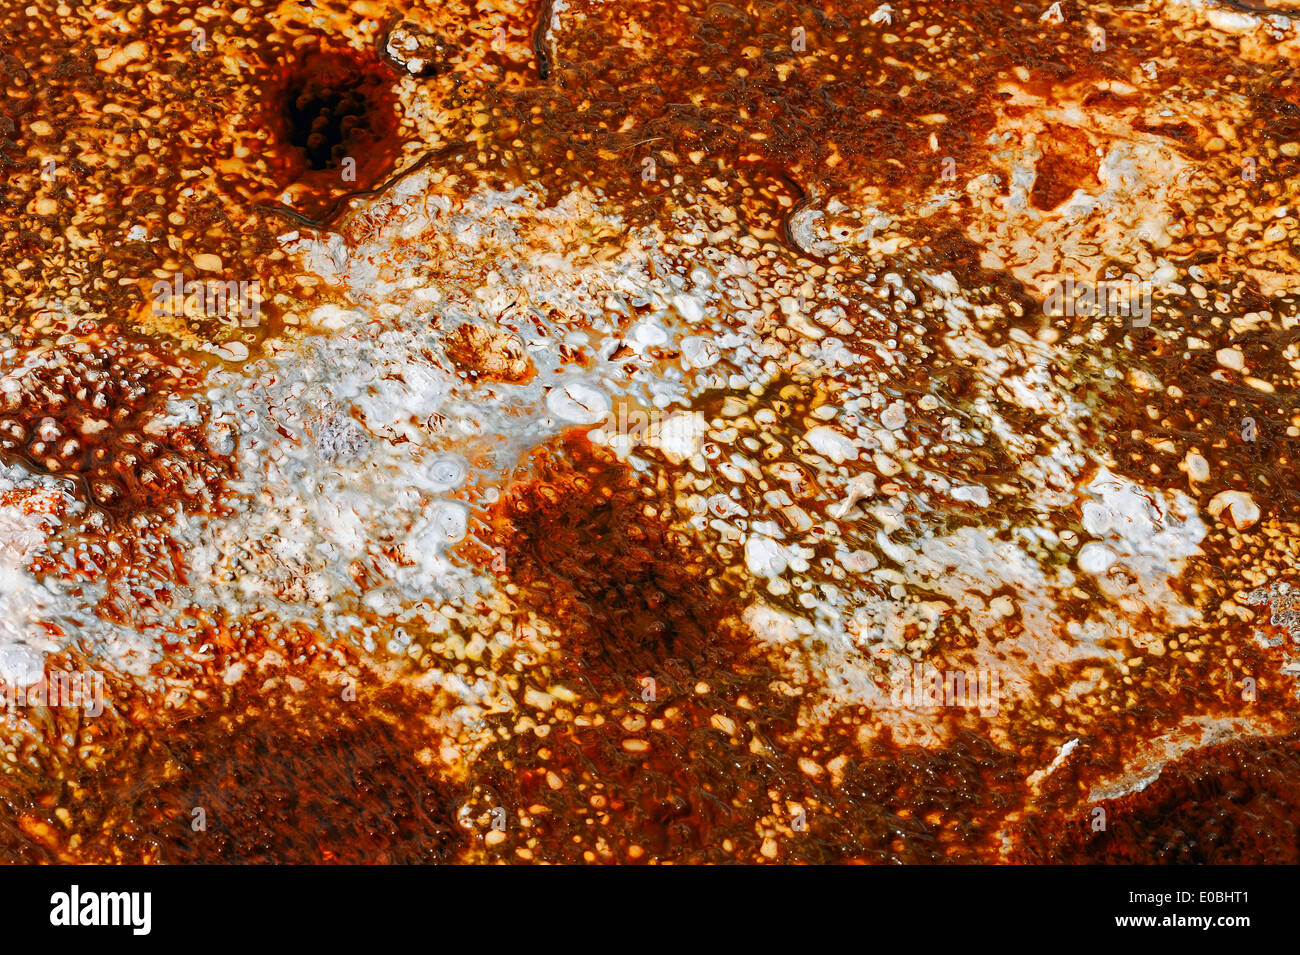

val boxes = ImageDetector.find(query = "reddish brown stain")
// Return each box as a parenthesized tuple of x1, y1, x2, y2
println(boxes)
(137, 703, 465, 865)
(0, 334, 229, 514)
(0, 0, 1297, 866)
(262, 39, 405, 222)
(487, 433, 753, 690)
(0, 637, 468, 865)
(1014, 732, 1300, 864)
(443, 322, 536, 384)
(467, 433, 1032, 863)
(1030, 123, 1100, 211)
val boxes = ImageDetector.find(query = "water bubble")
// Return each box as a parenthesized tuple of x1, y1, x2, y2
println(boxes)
(428, 454, 467, 490)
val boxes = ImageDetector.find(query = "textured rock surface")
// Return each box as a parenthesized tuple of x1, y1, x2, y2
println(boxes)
(0, 0, 1299, 863)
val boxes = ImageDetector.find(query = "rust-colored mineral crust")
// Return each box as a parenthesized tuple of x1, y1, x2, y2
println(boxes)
(1, 0, 1299, 864)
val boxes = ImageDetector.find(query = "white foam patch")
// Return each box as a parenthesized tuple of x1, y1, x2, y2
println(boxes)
(1078, 466, 1205, 578)
(735, 298, 1210, 738)
(0, 467, 163, 683)
(94, 171, 758, 739)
